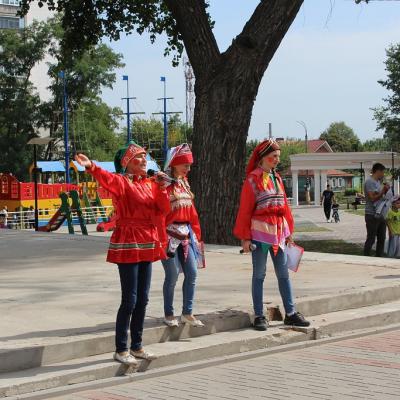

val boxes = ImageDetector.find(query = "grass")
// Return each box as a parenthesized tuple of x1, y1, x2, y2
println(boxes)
(295, 239, 364, 256)
(345, 209, 365, 216)
(294, 224, 329, 233)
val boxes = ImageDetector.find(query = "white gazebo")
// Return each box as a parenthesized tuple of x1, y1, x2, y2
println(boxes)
(289, 151, 400, 206)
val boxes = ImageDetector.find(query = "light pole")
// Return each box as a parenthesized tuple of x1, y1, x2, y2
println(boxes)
(27, 137, 53, 231)
(152, 76, 182, 162)
(122, 75, 145, 144)
(297, 120, 310, 204)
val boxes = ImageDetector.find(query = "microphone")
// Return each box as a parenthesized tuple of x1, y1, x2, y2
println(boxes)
(147, 169, 177, 185)
(240, 244, 257, 254)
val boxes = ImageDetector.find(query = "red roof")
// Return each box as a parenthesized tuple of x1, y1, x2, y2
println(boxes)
(307, 140, 332, 153)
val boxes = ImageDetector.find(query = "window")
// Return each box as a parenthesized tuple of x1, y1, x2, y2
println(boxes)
(0, 1, 21, 6)
(0, 16, 20, 29)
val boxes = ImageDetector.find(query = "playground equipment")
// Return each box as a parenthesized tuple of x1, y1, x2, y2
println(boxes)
(39, 190, 88, 234)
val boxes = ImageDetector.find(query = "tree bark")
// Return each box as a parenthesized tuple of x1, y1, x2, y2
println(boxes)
(167, 0, 304, 244)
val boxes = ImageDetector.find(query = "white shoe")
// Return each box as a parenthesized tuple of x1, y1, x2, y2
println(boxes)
(163, 317, 179, 327)
(113, 351, 138, 366)
(130, 349, 158, 361)
(181, 314, 205, 327)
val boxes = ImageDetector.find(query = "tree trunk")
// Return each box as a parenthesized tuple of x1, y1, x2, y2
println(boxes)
(190, 60, 262, 245)
(186, 1, 303, 245)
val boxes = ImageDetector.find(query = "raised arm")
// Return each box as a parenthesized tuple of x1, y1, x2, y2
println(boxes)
(75, 154, 123, 197)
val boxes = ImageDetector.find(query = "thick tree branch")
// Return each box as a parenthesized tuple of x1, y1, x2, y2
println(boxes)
(164, 0, 220, 78)
(225, 0, 303, 76)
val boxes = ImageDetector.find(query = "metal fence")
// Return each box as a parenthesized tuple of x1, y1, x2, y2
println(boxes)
(2, 206, 113, 230)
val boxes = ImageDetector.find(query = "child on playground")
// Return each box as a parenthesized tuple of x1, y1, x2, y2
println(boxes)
(386, 195, 400, 258)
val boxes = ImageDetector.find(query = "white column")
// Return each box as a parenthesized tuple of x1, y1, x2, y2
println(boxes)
(394, 178, 400, 195)
(313, 170, 321, 205)
(321, 171, 328, 192)
(292, 171, 299, 206)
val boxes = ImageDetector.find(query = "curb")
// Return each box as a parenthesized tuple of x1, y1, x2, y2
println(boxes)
(7, 323, 400, 400)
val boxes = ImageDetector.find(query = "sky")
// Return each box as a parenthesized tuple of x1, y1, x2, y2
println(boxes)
(101, 0, 400, 143)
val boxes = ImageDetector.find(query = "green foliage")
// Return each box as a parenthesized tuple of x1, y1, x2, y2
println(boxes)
(20, 1, 212, 67)
(278, 140, 306, 172)
(0, 20, 53, 179)
(0, 16, 126, 177)
(319, 122, 362, 152)
(131, 115, 192, 161)
(372, 44, 400, 152)
(344, 188, 357, 196)
(362, 137, 392, 152)
(68, 100, 124, 161)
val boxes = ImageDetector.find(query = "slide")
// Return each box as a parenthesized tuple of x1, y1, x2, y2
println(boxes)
(38, 209, 67, 232)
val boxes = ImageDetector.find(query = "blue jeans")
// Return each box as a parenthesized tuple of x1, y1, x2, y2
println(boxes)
(162, 244, 198, 316)
(251, 241, 295, 317)
(115, 262, 152, 353)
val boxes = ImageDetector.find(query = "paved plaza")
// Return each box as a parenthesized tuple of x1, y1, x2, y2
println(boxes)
(48, 329, 400, 400)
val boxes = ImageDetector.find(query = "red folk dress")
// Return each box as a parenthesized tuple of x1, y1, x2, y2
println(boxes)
(234, 167, 294, 253)
(165, 178, 201, 240)
(88, 163, 171, 264)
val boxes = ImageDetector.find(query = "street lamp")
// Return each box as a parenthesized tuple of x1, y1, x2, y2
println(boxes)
(27, 136, 53, 231)
(297, 120, 310, 204)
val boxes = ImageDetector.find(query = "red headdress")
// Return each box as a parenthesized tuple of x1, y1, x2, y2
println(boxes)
(164, 143, 193, 170)
(246, 139, 280, 176)
(120, 143, 146, 169)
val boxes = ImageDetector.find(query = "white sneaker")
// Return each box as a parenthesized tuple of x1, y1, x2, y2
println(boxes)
(130, 349, 158, 361)
(181, 314, 205, 327)
(113, 351, 138, 366)
(163, 317, 179, 327)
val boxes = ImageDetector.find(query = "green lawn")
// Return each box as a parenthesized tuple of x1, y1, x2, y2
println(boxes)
(345, 209, 365, 216)
(296, 239, 364, 256)
(294, 224, 329, 233)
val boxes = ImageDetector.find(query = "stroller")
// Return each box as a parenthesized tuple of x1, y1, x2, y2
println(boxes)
(331, 203, 340, 223)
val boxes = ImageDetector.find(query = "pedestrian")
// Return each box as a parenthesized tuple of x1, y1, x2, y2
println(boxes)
(161, 144, 205, 328)
(27, 206, 35, 229)
(363, 163, 390, 257)
(234, 139, 310, 331)
(1, 205, 8, 227)
(320, 184, 335, 222)
(0, 211, 6, 229)
(386, 195, 400, 258)
(74, 141, 171, 366)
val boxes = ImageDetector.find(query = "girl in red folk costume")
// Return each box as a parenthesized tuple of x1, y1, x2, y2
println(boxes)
(75, 142, 170, 366)
(161, 143, 205, 328)
(234, 139, 310, 331)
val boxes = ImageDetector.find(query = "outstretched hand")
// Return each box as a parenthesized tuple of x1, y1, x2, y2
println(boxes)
(75, 153, 92, 169)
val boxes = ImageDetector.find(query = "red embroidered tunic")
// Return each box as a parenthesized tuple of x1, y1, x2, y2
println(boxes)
(88, 163, 170, 264)
(165, 178, 201, 240)
(234, 168, 294, 247)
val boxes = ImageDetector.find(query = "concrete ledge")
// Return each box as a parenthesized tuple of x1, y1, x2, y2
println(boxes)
(2, 283, 400, 374)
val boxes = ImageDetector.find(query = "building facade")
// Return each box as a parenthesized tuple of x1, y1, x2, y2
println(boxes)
(0, 0, 24, 30)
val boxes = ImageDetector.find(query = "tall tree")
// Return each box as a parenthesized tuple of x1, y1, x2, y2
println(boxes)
(21, 0, 306, 244)
(373, 44, 400, 152)
(0, 20, 53, 179)
(319, 122, 362, 152)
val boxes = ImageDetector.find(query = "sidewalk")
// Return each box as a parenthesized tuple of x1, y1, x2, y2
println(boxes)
(1, 229, 399, 342)
(49, 329, 400, 400)
(293, 206, 367, 244)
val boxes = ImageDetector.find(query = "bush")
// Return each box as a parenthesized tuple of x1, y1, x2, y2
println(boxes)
(344, 188, 357, 196)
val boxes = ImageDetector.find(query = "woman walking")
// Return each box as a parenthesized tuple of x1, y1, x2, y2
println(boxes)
(161, 144, 205, 328)
(75, 142, 170, 365)
(234, 139, 310, 331)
